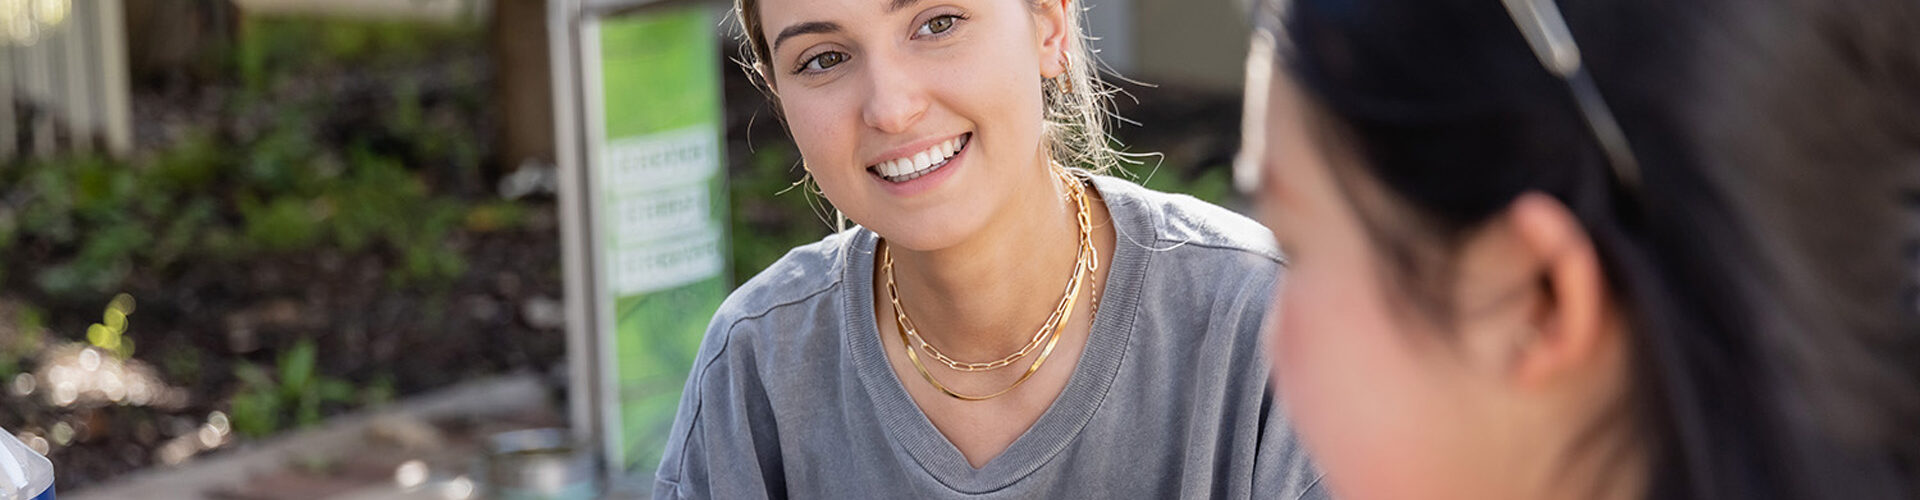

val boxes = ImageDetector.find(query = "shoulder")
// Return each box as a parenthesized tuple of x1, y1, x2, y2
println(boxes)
(711, 228, 854, 327)
(689, 228, 860, 383)
(1091, 173, 1283, 337)
(1091, 174, 1284, 266)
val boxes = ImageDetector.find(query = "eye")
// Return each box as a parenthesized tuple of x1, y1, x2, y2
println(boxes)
(917, 14, 960, 36)
(799, 51, 849, 73)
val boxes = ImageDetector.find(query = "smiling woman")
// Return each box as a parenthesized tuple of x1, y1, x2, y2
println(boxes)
(648, 0, 1327, 498)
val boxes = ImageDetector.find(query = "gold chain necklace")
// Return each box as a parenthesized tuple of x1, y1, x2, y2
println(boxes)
(893, 169, 1097, 373)
(883, 169, 1099, 401)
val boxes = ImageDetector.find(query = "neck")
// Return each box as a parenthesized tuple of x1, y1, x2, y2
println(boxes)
(886, 156, 1085, 359)
(1535, 406, 1647, 500)
(1518, 329, 1650, 500)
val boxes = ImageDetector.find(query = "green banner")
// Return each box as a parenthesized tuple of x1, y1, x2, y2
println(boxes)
(592, 5, 729, 478)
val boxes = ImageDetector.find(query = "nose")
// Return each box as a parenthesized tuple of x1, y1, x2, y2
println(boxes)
(859, 49, 929, 135)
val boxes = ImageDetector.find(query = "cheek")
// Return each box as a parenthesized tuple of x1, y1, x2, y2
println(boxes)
(780, 89, 855, 166)
(969, 76, 1042, 154)
(1269, 254, 1475, 500)
(779, 88, 866, 192)
(936, 33, 1046, 159)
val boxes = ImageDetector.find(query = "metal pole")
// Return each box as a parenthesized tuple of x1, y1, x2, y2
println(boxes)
(574, 15, 626, 483)
(547, 0, 601, 472)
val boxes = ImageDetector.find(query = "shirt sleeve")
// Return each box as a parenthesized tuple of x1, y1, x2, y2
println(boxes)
(652, 316, 786, 499)
(1251, 386, 1330, 500)
(1232, 263, 1329, 500)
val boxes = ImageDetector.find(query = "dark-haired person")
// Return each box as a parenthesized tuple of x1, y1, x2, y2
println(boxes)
(1238, 0, 1920, 499)
(649, 0, 1328, 497)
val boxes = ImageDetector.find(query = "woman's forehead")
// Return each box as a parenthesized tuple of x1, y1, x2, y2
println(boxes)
(760, 0, 945, 23)
(758, 0, 964, 53)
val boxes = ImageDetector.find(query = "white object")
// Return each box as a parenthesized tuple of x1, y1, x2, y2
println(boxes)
(0, 430, 53, 500)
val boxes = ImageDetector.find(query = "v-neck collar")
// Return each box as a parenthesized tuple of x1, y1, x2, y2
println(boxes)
(841, 175, 1158, 493)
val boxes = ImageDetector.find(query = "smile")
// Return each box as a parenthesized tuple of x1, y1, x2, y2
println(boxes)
(869, 133, 970, 183)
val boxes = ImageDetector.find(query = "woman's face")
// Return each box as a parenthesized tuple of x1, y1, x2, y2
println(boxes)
(1237, 40, 1529, 500)
(758, 0, 1070, 250)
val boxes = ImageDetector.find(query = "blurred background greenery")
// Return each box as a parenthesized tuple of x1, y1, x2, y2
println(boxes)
(0, 0, 1246, 492)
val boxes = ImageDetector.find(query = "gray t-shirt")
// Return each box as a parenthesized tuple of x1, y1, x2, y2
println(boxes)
(653, 176, 1326, 499)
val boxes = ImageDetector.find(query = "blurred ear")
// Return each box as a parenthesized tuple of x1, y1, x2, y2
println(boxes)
(1510, 194, 1615, 388)
(1035, 0, 1071, 78)
(1455, 193, 1616, 388)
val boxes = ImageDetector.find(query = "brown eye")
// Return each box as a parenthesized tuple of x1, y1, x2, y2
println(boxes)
(918, 15, 958, 36)
(804, 51, 848, 72)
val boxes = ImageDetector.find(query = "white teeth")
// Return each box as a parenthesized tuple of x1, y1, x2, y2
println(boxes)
(872, 134, 970, 182)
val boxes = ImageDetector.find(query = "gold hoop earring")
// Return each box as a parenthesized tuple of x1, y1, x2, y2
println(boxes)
(1052, 58, 1073, 94)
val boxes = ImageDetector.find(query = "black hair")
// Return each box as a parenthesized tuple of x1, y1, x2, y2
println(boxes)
(1264, 0, 1920, 498)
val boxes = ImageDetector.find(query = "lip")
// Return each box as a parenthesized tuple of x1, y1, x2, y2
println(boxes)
(863, 133, 971, 170)
(869, 132, 970, 197)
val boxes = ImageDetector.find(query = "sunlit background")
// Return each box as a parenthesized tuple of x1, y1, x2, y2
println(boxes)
(1, 0, 1256, 497)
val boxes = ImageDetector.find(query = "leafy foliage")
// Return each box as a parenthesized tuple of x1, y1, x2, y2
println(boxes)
(228, 338, 359, 438)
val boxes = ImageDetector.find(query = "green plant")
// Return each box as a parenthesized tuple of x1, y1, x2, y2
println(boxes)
(235, 17, 483, 92)
(229, 338, 356, 438)
(239, 194, 326, 253)
(158, 346, 205, 388)
(148, 131, 226, 191)
(729, 144, 833, 279)
(9, 155, 161, 297)
(0, 305, 47, 378)
(327, 150, 471, 285)
(0, 206, 17, 270)
(362, 374, 397, 407)
(464, 201, 530, 233)
(1138, 165, 1236, 205)
(240, 110, 328, 193)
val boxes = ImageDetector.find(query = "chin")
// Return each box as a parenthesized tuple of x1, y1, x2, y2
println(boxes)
(856, 207, 988, 253)
(866, 223, 973, 252)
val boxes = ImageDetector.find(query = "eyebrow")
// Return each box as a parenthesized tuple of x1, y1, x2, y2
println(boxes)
(769, 0, 927, 54)
(772, 21, 842, 54)
(886, 0, 924, 14)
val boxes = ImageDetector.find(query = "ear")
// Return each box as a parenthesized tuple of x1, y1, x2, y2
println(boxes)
(1035, 0, 1072, 79)
(1499, 193, 1616, 390)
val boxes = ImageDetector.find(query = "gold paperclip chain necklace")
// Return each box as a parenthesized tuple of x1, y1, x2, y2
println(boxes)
(882, 169, 1099, 401)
